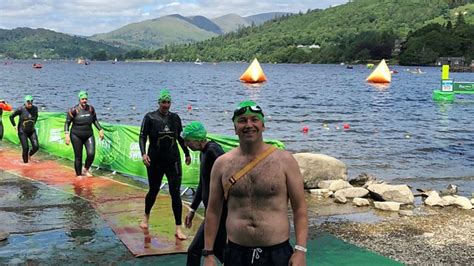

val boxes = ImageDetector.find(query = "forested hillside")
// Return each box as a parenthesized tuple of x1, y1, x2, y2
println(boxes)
(153, 0, 473, 64)
(0, 28, 124, 60)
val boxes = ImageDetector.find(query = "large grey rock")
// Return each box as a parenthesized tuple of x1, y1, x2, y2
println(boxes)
(353, 198, 370, 207)
(334, 187, 369, 198)
(374, 201, 401, 211)
(442, 195, 473, 209)
(367, 184, 414, 204)
(424, 191, 448, 207)
(317, 179, 352, 192)
(293, 153, 347, 189)
(308, 189, 333, 198)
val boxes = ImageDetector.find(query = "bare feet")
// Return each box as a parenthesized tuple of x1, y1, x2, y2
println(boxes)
(140, 214, 149, 229)
(82, 168, 93, 177)
(175, 225, 187, 240)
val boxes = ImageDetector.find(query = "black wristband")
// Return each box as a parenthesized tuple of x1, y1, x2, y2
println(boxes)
(202, 249, 214, 256)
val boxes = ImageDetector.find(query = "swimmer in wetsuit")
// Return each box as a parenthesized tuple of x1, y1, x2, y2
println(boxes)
(182, 121, 227, 266)
(9, 95, 39, 163)
(64, 90, 104, 176)
(139, 88, 191, 240)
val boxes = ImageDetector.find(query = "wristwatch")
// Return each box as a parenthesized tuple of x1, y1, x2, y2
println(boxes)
(202, 249, 214, 256)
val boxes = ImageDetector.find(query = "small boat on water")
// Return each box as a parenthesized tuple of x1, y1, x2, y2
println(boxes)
(194, 58, 203, 65)
(33, 63, 42, 69)
(77, 58, 90, 65)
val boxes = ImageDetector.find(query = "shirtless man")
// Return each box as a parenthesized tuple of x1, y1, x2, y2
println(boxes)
(204, 100, 308, 266)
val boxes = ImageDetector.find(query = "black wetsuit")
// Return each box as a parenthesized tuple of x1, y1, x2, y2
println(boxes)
(0, 107, 3, 140)
(187, 141, 227, 266)
(139, 110, 190, 225)
(64, 104, 102, 176)
(9, 105, 39, 163)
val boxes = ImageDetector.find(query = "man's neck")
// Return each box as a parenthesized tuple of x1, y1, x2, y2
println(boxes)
(158, 109, 169, 115)
(239, 140, 266, 156)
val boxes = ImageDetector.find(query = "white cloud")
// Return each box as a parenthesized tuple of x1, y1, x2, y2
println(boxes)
(0, 0, 348, 36)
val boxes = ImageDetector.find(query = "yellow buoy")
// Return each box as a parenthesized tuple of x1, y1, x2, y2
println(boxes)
(240, 58, 267, 83)
(366, 59, 391, 83)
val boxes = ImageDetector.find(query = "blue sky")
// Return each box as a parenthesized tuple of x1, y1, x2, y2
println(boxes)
(0, 0, 348, 36)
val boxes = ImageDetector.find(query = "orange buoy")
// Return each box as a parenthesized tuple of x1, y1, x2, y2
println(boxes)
(343, 123, 350, 130)
(302, 126, 309, 133)
(187, 104, 192, 111)
(366, 59, 391, 83)
(239, 58, 267, 83)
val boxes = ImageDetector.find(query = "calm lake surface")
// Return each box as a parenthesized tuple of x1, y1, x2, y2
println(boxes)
(1, 60, 473, 192)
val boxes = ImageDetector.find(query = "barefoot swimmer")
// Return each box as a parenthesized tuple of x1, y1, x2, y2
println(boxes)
(182, 121, 227, 266)
(9, 95, 39, 163)
(139, 89, 191, 240)
(64, 90, 104, 176)
(204, 101, 308, 266)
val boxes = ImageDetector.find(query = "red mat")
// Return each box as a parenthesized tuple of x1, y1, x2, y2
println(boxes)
(0, 147, 202, 257)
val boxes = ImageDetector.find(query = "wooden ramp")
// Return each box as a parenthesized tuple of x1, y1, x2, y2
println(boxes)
(0, 147, 202, 257)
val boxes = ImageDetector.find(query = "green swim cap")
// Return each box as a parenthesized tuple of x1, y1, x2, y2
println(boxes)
(158, 89, 171, 102)
(232, 100, 265, 122)
(24, 95, 33, 102)
(183, 121, 207, 140)
(78, 90, 88, 99)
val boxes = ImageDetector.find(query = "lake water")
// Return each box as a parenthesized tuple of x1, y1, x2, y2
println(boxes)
(1, 60, 473, 193)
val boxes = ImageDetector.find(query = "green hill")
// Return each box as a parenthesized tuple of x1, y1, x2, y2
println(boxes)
(89, 15, 218, 50)
(213, 12, 291, 33)
(159, 0, 473, 63)
(89, 13, 286, 50)
(0, 27, 124, 60)
(212, 14, 251, 33)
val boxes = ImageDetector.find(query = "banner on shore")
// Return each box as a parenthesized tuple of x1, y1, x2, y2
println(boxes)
(2, 111, 285, 187)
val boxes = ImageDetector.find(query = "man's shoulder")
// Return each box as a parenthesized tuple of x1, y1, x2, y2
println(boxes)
(207, 141, 225, 151)
(215, 148, 236, 163)
(270, 147, 294, 162)
(144, 110, 157, 118)
(168, 111, 181, 120)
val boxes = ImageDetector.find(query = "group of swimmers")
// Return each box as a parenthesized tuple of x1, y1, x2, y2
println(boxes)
(0, 91, 102, 177)
(0, 89, 309, 266)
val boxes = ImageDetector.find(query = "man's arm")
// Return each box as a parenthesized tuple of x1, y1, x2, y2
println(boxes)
(9, 108, 21, 127)
(33, 107, 38, 123)
(190, 173, 203, 211)
(203, 156, 225, 264)
(284, 151, 308, 264)
(175, 115, 190, 157)
(139, 114, 149, 156)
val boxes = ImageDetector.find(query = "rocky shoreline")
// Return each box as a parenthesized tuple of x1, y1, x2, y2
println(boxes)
(295, 153, 473, 264)
(315, 206, 473, 265)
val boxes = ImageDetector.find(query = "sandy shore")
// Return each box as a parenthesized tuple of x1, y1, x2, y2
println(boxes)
(311, 198, 473, 265)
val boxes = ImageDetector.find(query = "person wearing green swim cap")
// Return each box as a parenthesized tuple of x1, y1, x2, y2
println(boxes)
(64, 90, 104, 177)
(9, 95, 39, 163)
(204, 100, 308, 266)
(182, 121, 227, 266)
(139, 88, 191, 240)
